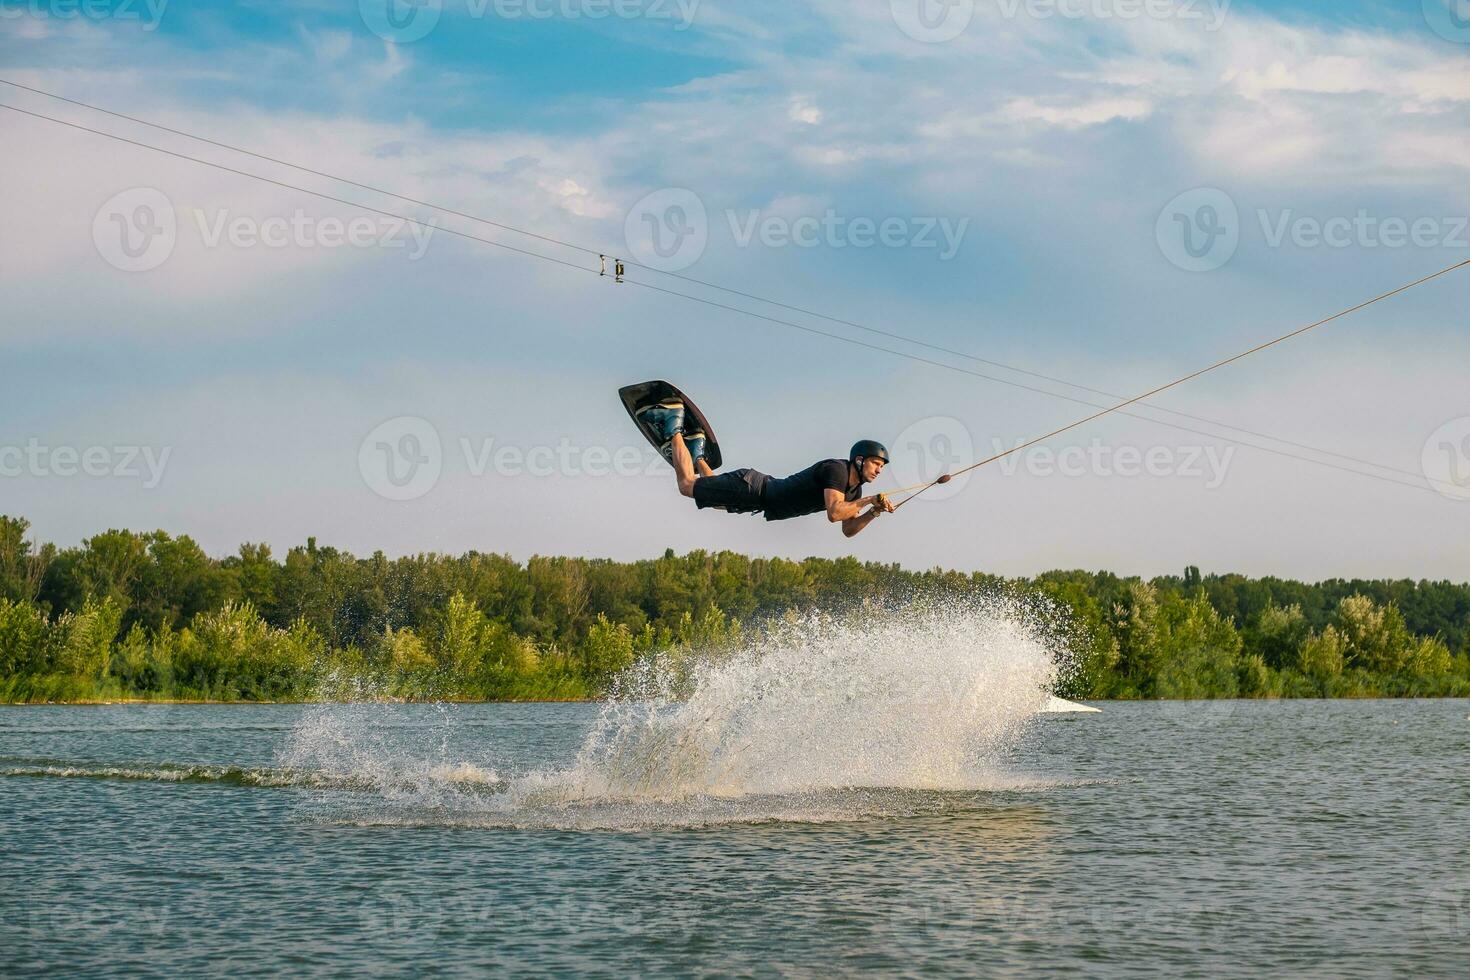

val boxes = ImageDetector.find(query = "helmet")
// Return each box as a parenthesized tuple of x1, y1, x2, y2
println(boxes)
(849, 440, 890, 465)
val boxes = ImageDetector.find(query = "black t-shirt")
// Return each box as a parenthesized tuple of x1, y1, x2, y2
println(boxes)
(761, 459, 860, 522)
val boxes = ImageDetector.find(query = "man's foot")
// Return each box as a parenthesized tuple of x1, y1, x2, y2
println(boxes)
(636, 399, 685, 443)
(659, 430, 705, 464)
(672, 428, 706, 466)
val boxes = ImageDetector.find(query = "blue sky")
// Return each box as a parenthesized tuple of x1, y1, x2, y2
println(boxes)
(1, 0, 1468, 578)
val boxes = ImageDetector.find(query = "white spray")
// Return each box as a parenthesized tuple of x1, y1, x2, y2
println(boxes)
(550, 596, 1058, 800)
(284, 596, 1065, 827)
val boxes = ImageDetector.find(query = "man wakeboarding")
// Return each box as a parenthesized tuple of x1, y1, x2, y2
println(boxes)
(637, 399, 896, 537)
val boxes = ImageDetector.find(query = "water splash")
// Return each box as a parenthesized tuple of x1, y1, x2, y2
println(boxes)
(283, 596, 1065, 828)
(0, 755, 502, 793)
(279, 701, 504, 808)
(548, 596, 1058, 800)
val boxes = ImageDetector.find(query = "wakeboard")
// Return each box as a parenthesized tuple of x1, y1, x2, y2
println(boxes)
(618, 380, 724, 470)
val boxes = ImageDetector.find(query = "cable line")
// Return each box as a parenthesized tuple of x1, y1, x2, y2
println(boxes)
(0, 102, 598, 276)
(0, 77, 1436, 484)
(893, 257, 1470, 508)
(3, 96, 1465, 499)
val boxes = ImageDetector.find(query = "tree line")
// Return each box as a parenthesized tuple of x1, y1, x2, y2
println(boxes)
(1, 515, 1467, 703)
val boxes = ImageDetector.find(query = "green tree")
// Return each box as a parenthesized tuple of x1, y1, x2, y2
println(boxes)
(0, 517, 52, 604)
(1155, 591, 1242, 699)
(1237, 652, 1271, 697)
(47, 596, 123, 679)
(1298, 626, 1345, 680)
(0, 598, 49, 676)
(229, 542, 279, 614)
(1113, 581, 1163, 695)
(1407, 636, 1451, 678)
(73, 530, 150, 610)
(1335, 595, 1413, 674)
(582, 614, 635, 679)
(1033, 572, 1120, 698)
(130, 532, 233, 633)
(1250, 602, 1310, 670)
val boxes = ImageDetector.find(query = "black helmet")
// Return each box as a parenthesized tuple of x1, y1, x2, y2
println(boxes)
(849, 440, 890, 465)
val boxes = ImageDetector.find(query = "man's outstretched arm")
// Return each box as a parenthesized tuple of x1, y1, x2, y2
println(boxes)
(825, 488, 893, 537)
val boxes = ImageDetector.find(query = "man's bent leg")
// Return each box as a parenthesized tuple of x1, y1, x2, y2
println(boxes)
(672, 433, 698, 497)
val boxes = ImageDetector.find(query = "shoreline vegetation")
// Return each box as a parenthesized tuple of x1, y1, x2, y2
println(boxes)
(3, 516, 1468, 705)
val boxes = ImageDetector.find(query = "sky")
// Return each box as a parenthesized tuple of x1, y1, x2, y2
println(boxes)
(0, 0, 1468, 580)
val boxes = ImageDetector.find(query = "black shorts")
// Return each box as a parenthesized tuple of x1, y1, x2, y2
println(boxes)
(692, 468, 769, 515)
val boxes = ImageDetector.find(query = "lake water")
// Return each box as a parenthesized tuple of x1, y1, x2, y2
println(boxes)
(3, 696, 1466, 978)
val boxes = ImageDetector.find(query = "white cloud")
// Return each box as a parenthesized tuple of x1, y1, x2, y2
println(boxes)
(10, 16, 51, 39)
(378, 37, 409, 79)
(536, 176, 618, 218)
(299, 27, 353, 64)
(996, 95, 1154, 128)
(789, 100, 823, 125)
(5, 4, 1470, 572)
(0, 85, 625, 336)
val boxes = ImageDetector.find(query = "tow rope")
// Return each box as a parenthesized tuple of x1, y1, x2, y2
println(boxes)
(886, 258, 1470, 511)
